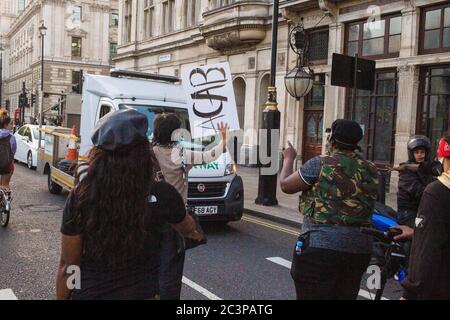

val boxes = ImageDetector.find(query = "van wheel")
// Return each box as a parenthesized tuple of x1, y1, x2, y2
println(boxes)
(48, 171, 62, 195)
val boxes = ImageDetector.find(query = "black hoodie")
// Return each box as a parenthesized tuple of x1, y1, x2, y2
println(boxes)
(402, 179, 450, 300)
(397, 161, 440, 214)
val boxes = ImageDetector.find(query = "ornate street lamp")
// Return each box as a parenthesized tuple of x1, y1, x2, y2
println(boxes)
(39, 23, 47, 93)
(285, 20, 314, 100)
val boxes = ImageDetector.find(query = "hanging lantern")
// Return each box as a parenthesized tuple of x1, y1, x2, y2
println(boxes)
(285, 19, 314, 99)
(285, 67, 314, 100)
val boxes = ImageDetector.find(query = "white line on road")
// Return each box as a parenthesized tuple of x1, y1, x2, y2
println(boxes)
(357, 289, 389, 300)
(266, 257, 390, 300)
(0, 289, 18, 300)
(266, 257, 292, 269)
(182, 276, 223, 300)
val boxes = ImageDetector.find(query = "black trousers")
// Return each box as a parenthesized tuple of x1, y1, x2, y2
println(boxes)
(159, 224, 186, 300)
(291, 247, 371, 300)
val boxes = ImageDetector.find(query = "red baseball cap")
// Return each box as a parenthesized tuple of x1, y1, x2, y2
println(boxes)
(437, 138, 450, 158)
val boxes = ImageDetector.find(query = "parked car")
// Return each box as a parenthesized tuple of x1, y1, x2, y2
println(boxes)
(14, 125, 50, 169)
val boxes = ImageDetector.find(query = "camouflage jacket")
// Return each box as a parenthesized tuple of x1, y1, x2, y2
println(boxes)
(299, 150, 379, 227)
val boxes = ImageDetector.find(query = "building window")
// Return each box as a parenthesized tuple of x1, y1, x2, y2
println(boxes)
(305, 74, 326, 110)
(307, 29, 329, 64)
(72, 70, 80, 85)
(346, 14, 401, 59)
(209, 0, 235, 10)
(419, 3, 450, 54)
(73, 5, 82, 22)
(163, 0, 175, 34)
(17, 0, 26, 11)
(346, 70, 398, 164)
(144, 0, 155, 38)
(417, 65, 450, 155)
(124, 0, 132, 43)
(111, 13, 119, 27)
(303, 74, 325, 162)
(71, 37, 82, 57)
(185, 0, 200, 27)
(109, 42, 117, 58)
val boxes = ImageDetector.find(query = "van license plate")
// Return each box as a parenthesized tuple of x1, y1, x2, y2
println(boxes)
(194, 206, 218, 215)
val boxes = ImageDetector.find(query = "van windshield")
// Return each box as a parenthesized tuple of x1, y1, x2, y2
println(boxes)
(119, 104, 219, 150)
(119, 104, 190, 139)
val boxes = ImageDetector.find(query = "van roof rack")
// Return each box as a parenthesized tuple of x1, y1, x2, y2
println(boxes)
(110, 69, 179, 83)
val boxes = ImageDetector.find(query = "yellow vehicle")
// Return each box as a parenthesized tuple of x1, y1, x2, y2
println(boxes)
(37, 127, 79, 194)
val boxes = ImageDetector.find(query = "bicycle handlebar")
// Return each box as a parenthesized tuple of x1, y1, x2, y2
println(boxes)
(360, 227, 402, 243)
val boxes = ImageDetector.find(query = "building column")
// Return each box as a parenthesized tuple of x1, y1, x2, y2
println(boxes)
(323, 22, 345, 153)
(399, 3, 420, 58)
(390, 4, 421, 191)
(242, 73, 258, 165)
(391, 64, 420, 187)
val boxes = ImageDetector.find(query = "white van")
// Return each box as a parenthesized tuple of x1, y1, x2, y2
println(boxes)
(39, 70, 244, 222)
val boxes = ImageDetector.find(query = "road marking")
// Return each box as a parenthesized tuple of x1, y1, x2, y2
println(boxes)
(182, 276, 222, 300)
(358, 289, 389, 300)
(266, 257, 292, 269)
(242, 215, 298, 236)
(0, 289, 18, 300)
(266, 257, 390, 300)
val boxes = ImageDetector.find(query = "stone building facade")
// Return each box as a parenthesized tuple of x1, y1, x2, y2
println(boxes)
(114, 0, 449, 190)
(1, 0, 118, 123)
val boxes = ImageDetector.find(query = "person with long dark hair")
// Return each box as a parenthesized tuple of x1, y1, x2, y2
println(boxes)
(56, 109, 201, 300)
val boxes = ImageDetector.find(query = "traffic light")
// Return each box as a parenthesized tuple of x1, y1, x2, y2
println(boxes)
(5, 100, 10, 110)
(18, 93, 26, 108)
(31, 94, 36, 106)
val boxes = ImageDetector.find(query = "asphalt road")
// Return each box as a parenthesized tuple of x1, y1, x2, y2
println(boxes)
(0, 164, 402, 300)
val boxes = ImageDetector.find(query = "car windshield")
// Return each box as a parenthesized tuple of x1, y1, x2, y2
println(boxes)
(119, 104, 220, 150)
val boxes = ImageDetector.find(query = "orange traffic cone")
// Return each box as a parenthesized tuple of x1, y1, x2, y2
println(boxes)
(65, 126, 78, 161)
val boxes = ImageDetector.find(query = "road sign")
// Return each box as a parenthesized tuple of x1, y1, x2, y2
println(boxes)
(331, 53, 376, 91)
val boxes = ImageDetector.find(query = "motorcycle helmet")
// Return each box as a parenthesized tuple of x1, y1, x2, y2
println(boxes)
(407, 135, 431, 163)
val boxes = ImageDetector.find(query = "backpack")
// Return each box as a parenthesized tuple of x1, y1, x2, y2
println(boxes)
(0, 135, 12, 175)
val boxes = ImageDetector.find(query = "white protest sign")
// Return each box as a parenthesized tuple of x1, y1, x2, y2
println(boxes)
(181, 62, 240, 139)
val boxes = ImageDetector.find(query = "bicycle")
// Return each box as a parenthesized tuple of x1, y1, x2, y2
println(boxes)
(0, 187, 11, 228)
(361, 227, 406, 300)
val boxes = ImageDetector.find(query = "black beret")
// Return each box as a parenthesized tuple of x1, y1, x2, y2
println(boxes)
(331, 119, 363, 146)
(91, 109, 148, 151)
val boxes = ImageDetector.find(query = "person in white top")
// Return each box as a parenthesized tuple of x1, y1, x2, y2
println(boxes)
(152, 113, 229, 300)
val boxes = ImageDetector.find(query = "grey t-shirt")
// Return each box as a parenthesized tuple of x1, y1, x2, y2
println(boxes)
(298, 156, 373, 254)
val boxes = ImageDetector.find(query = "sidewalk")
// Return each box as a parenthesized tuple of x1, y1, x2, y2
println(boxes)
(238, 166, 398, 228)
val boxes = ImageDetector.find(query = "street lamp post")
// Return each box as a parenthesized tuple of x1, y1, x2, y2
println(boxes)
(255, 0, 281, 206)
(38, 23, 47, 129)
(38, 23, 47, 142)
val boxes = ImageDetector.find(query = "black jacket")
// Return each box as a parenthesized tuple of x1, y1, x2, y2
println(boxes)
(397, 161, 439, 213)
(402, 180, 450, 300)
